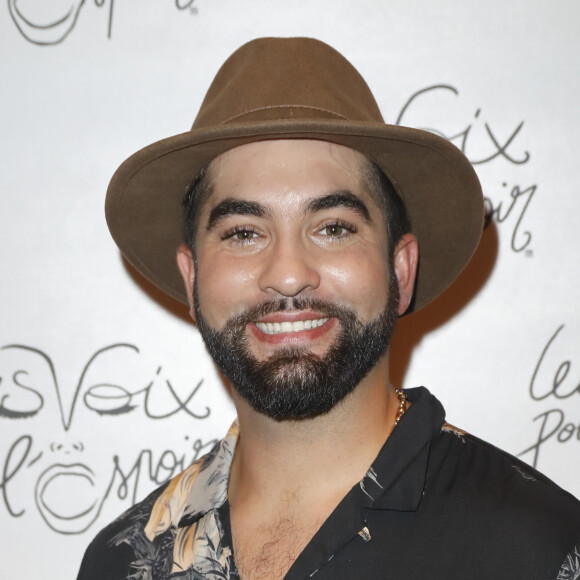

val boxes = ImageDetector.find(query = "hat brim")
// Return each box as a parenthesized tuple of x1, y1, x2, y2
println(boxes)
(106, 119, 483, 313)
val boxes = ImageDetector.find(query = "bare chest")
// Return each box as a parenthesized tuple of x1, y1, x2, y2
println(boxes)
(233, 514, 323, 580)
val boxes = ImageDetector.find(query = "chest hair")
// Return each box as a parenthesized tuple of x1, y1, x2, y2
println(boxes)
(234, 514, 324, 580)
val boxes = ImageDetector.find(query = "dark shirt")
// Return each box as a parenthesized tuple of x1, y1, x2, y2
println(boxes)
(77, 387, 580, 579)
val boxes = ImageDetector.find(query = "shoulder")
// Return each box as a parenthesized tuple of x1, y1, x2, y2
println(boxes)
(76, 481, 172, 580)
(425, 424, 580, 574)
(76, 428, 234, 580)
(432, 424, 580, 521)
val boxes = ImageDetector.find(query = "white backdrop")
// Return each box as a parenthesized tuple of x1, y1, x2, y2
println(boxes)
(2, 1, 579, 577)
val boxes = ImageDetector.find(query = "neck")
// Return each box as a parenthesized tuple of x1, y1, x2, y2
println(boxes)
(228, 354, 400, 509)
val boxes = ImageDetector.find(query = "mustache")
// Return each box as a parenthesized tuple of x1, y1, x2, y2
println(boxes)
(224, 297, 359, 331)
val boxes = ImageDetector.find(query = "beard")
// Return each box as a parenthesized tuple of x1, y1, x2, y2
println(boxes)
(194, 279, 399, 421)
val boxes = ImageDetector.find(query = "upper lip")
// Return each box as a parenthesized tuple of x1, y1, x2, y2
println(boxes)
(255, 311, 330, 323)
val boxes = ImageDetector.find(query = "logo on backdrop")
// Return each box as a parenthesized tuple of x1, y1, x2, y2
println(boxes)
(519, 325, 580, 470)
(0, 343, 217, 534)
(8, 0, 198, 46)
(396, 84, 535, 255)
(396, 86, 580, 478)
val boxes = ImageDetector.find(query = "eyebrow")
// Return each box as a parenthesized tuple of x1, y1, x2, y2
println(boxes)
(206, 190, 372, 231)
(305, 191, 371, 222)
(206, 198, 270, 230)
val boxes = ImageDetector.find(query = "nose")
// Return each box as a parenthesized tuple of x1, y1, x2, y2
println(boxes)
(258, 237, 321, 297)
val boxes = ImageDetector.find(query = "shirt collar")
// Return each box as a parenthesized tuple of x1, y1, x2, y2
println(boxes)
(176, 421, 238, 528)
(175, 386, 445, 530)
(358, 386, 446, 511)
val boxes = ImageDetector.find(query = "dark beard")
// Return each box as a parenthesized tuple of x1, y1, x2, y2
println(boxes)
(194, 287, 399, 421)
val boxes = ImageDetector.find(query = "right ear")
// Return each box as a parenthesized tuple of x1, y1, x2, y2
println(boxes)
(176, 244, 196, 322)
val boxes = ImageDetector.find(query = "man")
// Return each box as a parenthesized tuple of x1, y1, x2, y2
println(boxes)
(78, 37, 580, 579)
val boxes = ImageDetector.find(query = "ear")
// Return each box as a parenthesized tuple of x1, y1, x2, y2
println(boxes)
(393, 233, 419, 316)
(176, 244, 197, 322)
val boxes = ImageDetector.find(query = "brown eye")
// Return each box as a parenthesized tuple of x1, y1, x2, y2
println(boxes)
(235, 230, 256, 240)
(323, 224, 346, 237)
(221, 227, 260, 245)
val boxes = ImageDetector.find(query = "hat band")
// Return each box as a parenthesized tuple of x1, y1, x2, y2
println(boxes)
(220, 105, 349, 125)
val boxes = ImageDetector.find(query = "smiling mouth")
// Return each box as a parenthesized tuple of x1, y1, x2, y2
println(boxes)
(255, 318, 330, 335)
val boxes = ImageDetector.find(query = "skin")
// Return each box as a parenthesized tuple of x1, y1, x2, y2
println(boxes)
(176, 139, 418, 579)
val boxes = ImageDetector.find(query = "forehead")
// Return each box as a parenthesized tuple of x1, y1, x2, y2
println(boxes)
(204, 139, 372, 208)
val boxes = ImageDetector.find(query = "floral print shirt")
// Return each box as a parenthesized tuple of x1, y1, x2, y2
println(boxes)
(78, 388, 580, 579)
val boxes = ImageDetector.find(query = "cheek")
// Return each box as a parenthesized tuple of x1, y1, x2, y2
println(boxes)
(324, 265, 349, 285)
(321, 250, 390, 312)
(195, 254, 259, 322)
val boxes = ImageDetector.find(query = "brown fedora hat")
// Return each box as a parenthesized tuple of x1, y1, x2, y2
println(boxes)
(106, 36, 483, 313)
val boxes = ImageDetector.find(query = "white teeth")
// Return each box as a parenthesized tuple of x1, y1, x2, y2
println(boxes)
(256, 318, 329, 335)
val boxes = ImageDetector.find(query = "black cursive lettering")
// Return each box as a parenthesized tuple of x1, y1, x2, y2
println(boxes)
(9, 0, 198, 45)
(484, 183, 535, 252)
(0, 435, 35, 517)
(530, 325, 580, 401)
(518, 408, 580, 468)
(396, 84, 530, 166)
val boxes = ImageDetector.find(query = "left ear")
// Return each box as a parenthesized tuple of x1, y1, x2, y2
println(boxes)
(392, 233, 419, 316)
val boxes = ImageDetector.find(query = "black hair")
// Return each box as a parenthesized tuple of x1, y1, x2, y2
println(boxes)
(362, 161, 412, 262)
(182, 164, 213, 256)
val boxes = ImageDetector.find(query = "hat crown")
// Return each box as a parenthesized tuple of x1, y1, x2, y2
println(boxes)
(192, 37, 385, 129)
(107, 36, 483, 314)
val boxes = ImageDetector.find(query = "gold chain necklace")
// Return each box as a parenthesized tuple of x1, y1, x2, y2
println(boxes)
(394, 388, 407, 425)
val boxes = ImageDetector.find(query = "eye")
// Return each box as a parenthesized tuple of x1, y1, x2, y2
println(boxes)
(221, 226, 260, 245)
(318, 220, 357, 239)
(233, 229, 257, 241)
(323, 224, 347, 237)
